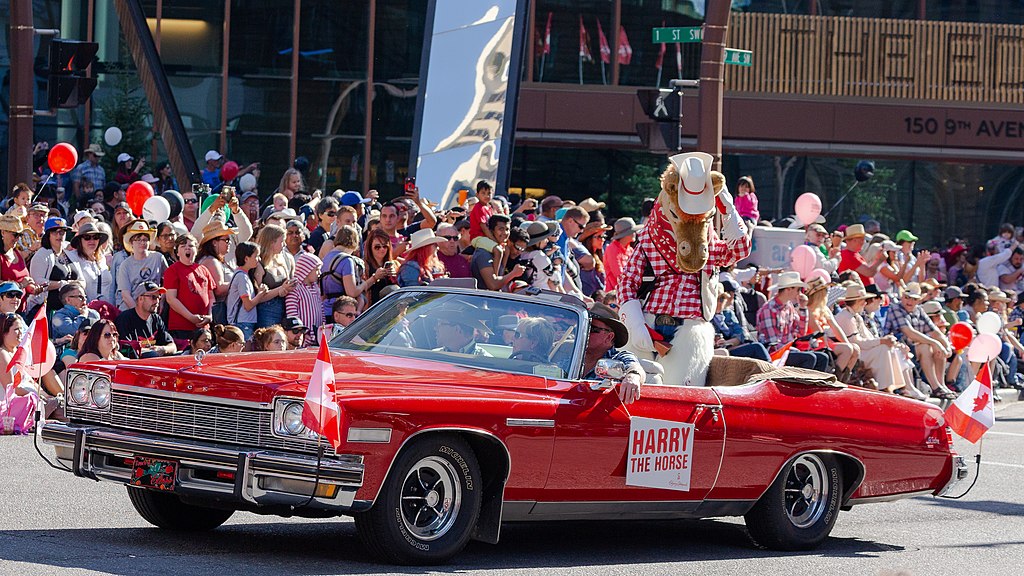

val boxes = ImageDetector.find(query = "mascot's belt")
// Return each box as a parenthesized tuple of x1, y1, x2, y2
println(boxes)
(654, 315, 690, 327)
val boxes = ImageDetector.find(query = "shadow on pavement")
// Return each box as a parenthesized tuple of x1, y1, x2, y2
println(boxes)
(922, 497, 1024, 517)
(0, 517, 901, 575)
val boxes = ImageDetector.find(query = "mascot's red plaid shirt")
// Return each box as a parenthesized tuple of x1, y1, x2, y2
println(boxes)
(618, 206, 751, 319)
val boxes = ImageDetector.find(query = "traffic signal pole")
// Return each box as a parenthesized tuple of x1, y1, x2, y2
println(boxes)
(697, 0, 731, 171)
(8, 0, 35, 189)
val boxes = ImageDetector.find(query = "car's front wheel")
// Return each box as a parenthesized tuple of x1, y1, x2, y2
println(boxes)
(355, 434, 482, 565)
(744, 452, 842, 550)
(127, 487, 234, 531)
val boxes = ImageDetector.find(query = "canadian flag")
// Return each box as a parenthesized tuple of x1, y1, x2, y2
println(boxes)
(301, 332, 343, 450)
(617, 26, 632, 65)
(944, 363, 995, 443)
(655, 20, 666, 70)
(6, 306, 56, 387)
(596, 18, 611, 64)
(770, 341, 793, 368)
(542, 12, 552, 55)
(578, 15, 593, 62)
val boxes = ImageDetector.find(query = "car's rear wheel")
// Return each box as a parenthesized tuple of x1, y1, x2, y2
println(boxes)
(744, 453, 842, 550)
(127, 487, 234, 531)
(355, 434, 482, 565)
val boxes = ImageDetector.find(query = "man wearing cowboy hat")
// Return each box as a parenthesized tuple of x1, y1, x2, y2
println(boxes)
(431, 301, 493, 356)
(71, 143, 106, 202)
(883, 282, 956, 399)
(618, 151, 751, 387)
(15, 202, 48, 260)
(755, 271, 830, 372)
(604, 217, 642, 293)
(838, 224, 886, 286)
(583, 303, 645, 405)
(116, 220, 167, 311)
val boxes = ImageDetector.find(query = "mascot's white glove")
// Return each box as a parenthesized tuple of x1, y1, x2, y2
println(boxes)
(716, 187, 747, 243)
(619, 299, 655, 353)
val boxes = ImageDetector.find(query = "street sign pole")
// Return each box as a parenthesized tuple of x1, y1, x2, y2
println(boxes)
(670, 79, 699, 152)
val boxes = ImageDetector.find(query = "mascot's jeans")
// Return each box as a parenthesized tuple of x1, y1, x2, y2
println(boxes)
(786, 350, 830, 372)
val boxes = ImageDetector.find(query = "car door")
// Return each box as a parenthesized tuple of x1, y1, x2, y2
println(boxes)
(542, 379, 726, 505)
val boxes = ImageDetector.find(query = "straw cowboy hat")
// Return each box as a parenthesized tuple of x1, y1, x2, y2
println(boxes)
(805, 275, 828, 295)
(0, 214, 24, 234)
(841, 283, 872, 302)
(122, 220, 156, 254)
(199, 220, 237, 247)
(773, 271, 807, 291)
(406, 228, 446, 252)
(901, 282, 925, 300)
(84, 143, 105, 157)
(668, 151, 715, 215)
(844, 224, 866, 240)
(578, 197, 607, 213)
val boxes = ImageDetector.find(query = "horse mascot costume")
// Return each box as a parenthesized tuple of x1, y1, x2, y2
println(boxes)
(617, 152, 751, 386)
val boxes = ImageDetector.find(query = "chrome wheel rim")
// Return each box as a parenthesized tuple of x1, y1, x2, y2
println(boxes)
(783, 454, 830, 529)
(399, 455, 462, 541)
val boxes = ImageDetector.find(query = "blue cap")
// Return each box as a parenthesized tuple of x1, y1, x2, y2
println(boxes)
(0, 281, 24, 297)
(340, 191, 372, 206)
(44, 217, 71, 233)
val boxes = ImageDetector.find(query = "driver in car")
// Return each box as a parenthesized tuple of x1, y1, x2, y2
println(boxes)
(583, 303, 645, 405)
(433, 301, 493, 356)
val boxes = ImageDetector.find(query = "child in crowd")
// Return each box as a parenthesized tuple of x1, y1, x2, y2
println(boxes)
(286, 250, 324, 347)
(734, 176, 760, 223)
(227, 242, 287, 341)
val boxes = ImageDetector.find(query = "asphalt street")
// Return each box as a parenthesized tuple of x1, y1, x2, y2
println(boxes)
(2, 397, 1023, 576)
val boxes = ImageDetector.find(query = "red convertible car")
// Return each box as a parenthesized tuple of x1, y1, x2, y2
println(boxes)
(41, 287, 968, 564)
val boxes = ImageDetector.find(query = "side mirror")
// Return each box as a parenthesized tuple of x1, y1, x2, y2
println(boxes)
(590, 359, 625, 391)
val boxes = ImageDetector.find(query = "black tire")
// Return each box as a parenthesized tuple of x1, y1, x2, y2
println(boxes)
(355, 434, 482, 565)
(744, 453, 842, 551)
(127, 487, 234, 531)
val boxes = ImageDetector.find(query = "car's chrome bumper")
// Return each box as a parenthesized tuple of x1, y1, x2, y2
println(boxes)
(936, 454, 970, 497)
(41, 422, 364, 511)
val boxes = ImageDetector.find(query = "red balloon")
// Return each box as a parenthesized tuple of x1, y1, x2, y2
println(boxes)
(949, 321, 974, 352)
(47, 143, 79, 175)
(126, 181, 155, 216)
(220, 161, 239, 182)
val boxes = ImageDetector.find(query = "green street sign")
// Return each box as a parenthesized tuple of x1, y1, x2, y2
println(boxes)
(724, 48, 753, 67)
(652, 27, 703, 43)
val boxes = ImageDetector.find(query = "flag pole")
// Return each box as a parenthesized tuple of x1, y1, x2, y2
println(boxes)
(579, 53, 583, 85)
(539, 52, 546, 82)
(656, 66, 662, 89)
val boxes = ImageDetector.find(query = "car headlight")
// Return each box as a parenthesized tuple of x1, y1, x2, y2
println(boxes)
(69, 373, 90, 405)
(282, 403, 306, 435)
(91, 378, 111, 408)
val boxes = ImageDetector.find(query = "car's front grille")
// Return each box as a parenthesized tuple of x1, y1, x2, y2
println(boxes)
(66, 390, 334, 455)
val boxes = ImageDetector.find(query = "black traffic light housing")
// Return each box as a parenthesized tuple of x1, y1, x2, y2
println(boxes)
(47, 39, 99, 109)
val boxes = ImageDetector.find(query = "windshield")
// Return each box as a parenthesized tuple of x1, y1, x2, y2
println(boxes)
(331, 290, 583, 379)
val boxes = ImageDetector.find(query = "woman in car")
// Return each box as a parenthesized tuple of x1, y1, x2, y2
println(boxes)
(509, 317, 555, 364)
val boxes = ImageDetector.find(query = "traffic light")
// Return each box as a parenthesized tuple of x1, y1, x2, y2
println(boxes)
(47, 39, 98, 109)
(637, 88, 679, 122)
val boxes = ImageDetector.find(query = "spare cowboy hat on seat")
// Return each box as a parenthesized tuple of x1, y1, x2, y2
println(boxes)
(668, 151, 716, 215)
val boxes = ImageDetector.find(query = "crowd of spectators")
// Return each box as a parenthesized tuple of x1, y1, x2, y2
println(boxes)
(3, 149, 1022, 425)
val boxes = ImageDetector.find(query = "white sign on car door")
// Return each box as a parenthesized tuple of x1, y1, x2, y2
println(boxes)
(626, 417, 695, 492)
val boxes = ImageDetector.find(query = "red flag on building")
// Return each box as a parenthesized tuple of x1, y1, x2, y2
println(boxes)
(6, 305, 56, 387)
(617, 26, 633, 65)
(596, 18, 611, 64)
(578, 15, 593, 62)
(675, 41, 683, 78)
(301, 333, 343, 450)
(543, 12, 552, 55)
(655, 20, 667, 70)
(944, 363, 995, 443)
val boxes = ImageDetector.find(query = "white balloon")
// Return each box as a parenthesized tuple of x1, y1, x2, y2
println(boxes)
(976, 311, 1002, 335)
(142, 195, 171, 222)
(967, 333, 1001, 363)
(104, 127, 123, 147)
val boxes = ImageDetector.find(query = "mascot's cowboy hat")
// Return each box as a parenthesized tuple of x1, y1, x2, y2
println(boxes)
(668, 151, 715, 215)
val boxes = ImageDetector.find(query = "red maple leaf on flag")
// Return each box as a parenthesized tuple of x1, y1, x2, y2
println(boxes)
(972, 392, 989, 413)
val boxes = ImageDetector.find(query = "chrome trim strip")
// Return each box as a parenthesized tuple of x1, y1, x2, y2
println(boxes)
(505, 418, 555, 428)
(847, 489, 933, 505)
(111, 383, 271, 409)
(501, 499, 756, 522)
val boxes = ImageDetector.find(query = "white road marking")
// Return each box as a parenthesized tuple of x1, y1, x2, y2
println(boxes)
(984, 461, 1024, 469)
(987, 431, 1024, 437)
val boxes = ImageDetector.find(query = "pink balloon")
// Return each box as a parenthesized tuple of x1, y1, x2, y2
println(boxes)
(967, 333, 1001, 363)
(794, 192, 822, 226)
(790, 245, 818, 280)
(808, 269, 831, 285)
